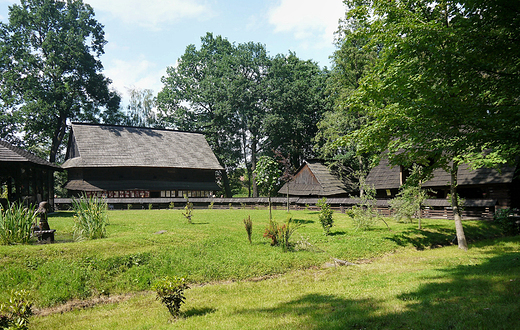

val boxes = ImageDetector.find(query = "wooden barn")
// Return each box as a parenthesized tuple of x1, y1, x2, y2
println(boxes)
(62, 123, 223, 199)
(366, 158, 520, 212)
(0, 140, 61, 208)
(278, 160, 349, 198)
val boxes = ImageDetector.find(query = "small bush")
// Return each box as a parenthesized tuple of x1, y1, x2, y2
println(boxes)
(152, 276, 189, 320)
(0, 202, 36, 245)
(182, 196, 193, 224)
(208, 201, 214, 209)
(494, 208, 520, 236)
(127, 203, 132, 210)
(243, 216, 253, 244)
(0, 289, 33, 330)
(278, 215, 302, 252)
(316, 198, 333, 235)
(71, 195, 109, 241)
(169, 202, 175, 210)
(148, 203, 153, 210)
(264, 219, 280, 246)
(348, 186, 381, 231)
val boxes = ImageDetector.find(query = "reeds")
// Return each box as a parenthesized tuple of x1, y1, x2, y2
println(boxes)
(0, 202, 36, 245)
(71, 195, 108, 241)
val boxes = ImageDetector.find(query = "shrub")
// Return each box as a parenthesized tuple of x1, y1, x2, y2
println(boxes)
(278, 215, 301, 252)
(263, 219, 280, 246)
(169, 202, 175, 210)
(0, 289, 33, 330)
(152, 276, 189, 320)
(316, 198, 333, 235)
(208, 201, 214, 209)
(0, 202, 36, 245)
(71, 195, 109, 241)
(348, 186, 381, 231)
(494, 208, 520, 236)
(148, 203, 153, 210)
(182, 196, 193, 224)
(243, 216, 253, 244)
(389, 184, 429, 229)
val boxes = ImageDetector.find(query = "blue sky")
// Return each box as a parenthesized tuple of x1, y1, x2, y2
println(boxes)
(0, 0, 347, 105)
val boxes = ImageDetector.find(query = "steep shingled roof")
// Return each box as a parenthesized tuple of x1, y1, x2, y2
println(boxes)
(62, 123, 223, 170)
(0, 140, 61, 169)
(278, 160, 349, 197)
(366, 158, 516, 189)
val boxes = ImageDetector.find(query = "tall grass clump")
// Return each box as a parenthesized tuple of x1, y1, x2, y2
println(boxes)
(243, 215, 253, 244)
(278, 215, 301, 252)
(0, 202, 36, 245)
(71, 195, 108, 241)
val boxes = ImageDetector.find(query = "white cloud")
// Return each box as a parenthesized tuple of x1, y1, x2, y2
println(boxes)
(268, 0, 345, 48)
(104, 56, 168, 104)
(85, 0, 214, 29)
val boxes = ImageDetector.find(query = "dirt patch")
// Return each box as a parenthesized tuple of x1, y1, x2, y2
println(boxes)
(33, 293, 143, 317)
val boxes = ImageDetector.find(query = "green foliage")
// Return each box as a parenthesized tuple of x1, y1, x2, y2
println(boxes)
(243, 216, 253, 244)
(494, 209, 520, 236)
(208, 201, 214, 210)
(263, 219, 280, 246)
(389, 184, 429, 226)
(169, 202, 175, 210)
(182, 196, 193, 224)
(0, 289, 33, 330)
(0, 0, 123, 162)
(123, 88, 158, 127)
(316, 198, 334, 235)
(127, 204, 132, 210)
(278, 215, 302, 252)
(152, 276, 189, 320)
(254, 156, 282, 220)
(71, 195, 108, 241)
(348, 186, 380, 231)
(0, 202, 36, 245)
(148, 203, 153, 210)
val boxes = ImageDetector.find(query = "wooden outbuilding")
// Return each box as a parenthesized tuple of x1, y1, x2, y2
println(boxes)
(62, 123, 223, 199)
(366, 158, 519, 211)
(0, 140, 61, 209)
(278, 160, 350, 198)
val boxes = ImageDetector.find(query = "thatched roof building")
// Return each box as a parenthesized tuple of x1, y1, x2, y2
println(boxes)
(278, 160, 349, 197)
(0, 140, 61, 207)
(366, 158, 519, 209)
(62, 123, 223, 198)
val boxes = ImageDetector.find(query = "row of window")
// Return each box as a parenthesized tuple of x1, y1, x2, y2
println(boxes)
(83, 190, 214, 198)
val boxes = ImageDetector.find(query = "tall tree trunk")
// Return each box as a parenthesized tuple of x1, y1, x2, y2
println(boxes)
(49, 116, 67, 163)
(450, 163, 468, 251)
(221, 170, 232, 198)
(251, 136, 258, 197)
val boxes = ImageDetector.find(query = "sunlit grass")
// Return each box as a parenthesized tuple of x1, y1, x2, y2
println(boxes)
(31, 236, 520, 329)
(0, 208, 507, 311)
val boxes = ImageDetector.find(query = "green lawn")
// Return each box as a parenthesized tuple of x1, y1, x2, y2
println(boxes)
(1, 209, 518, 329)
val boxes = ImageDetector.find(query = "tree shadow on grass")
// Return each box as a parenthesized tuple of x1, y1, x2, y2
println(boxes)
(387, 222, 503, 250)
(233, 251, 520, 329)
(293, 219, 314, 225)
(184, 307, 216, 318)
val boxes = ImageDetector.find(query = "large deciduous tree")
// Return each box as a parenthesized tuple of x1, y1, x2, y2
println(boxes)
(157, 33, 329, 197)
(341, 0, 520, 250)
(157, 33, 241, 197)
(0, 0, 121, 162)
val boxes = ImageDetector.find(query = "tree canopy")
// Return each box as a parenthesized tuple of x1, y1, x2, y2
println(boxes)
(157, 33, 329, 197)
(0, 0, 121, 162)
(335, 0, 520, 250)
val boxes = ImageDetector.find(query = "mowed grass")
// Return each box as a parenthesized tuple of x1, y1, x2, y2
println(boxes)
(31, 236, 520, 330)
(1, 208, 518, 328)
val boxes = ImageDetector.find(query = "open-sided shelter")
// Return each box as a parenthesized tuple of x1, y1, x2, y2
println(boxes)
(0, 140, 61, 208)
(62, 123, 223, 199)
(278, 160, 349, 198)
(366, 158, 519, 210)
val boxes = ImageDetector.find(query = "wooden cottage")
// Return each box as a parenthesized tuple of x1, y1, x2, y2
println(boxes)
(366, 158, 519, 211)
(278, 160, 349, 198)
(0, 140, 61, 208)
(62, 123, 223, 199)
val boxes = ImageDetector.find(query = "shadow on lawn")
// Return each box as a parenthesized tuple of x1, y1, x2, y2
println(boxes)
(234, 249, 520, 329)
(387, 222, 502, 250)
